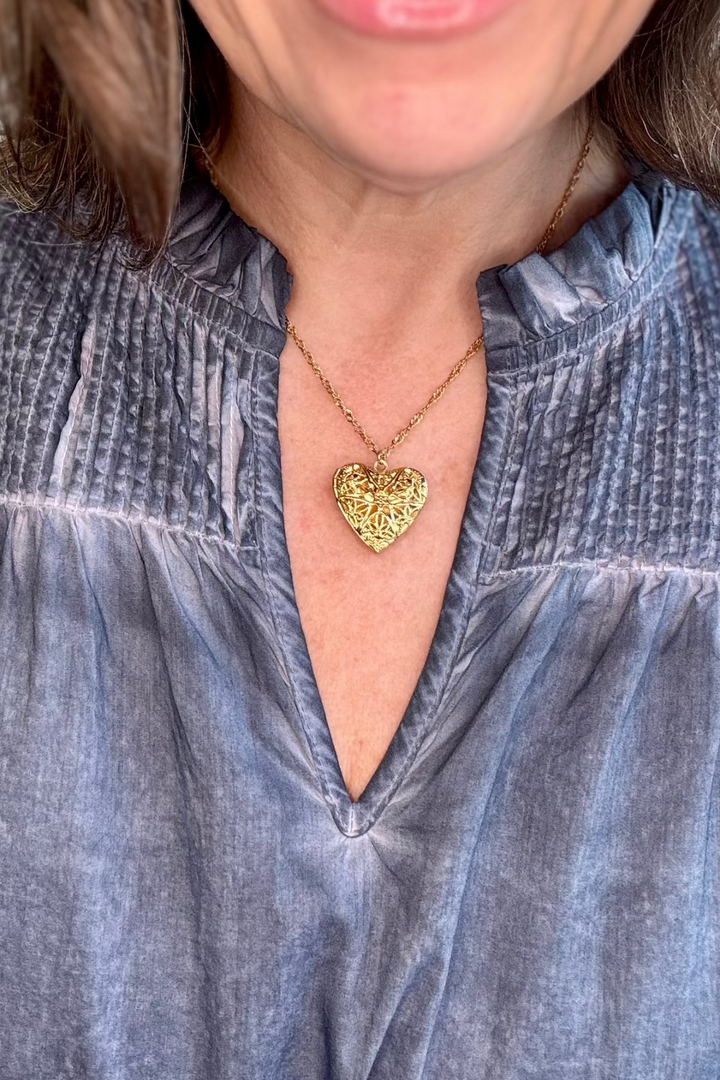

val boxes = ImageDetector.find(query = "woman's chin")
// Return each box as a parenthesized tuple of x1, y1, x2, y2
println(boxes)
(309, 89, 542, 190)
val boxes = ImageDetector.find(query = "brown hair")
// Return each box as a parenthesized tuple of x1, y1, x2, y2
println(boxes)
(0, 0, 718, 257)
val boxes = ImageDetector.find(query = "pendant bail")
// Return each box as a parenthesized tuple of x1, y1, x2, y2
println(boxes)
(373, 454, 389, 474)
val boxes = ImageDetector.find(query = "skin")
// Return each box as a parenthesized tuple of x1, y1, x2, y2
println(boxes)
(190, 0, 657, 801)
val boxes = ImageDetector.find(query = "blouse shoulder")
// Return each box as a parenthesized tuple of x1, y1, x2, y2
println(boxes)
(0, 176, 292, 344)
(0, 192, 282, 538)
(0, 199, 106, 327)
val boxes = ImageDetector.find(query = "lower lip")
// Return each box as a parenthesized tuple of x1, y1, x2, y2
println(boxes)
(312, 0, 520, 37)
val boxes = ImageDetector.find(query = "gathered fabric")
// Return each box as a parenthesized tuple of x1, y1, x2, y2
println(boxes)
(0, 167, 718, 1079)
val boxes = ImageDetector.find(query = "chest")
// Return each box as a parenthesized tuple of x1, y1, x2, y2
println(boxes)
(276, 341, 487, 800)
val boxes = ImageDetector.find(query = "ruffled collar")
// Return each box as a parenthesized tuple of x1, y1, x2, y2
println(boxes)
(476, 166, 691, 369)
(164, 164, 693, 370)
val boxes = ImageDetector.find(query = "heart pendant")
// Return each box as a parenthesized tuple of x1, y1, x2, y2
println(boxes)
(333, 463, 429, 552)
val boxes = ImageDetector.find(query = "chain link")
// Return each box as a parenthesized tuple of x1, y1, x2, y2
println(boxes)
(283, 122, 594, 469)
(285, 319, 484, 469)
(535, 121, 595, 256)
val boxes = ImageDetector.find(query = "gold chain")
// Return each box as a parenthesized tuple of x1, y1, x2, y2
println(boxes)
(207, 121, 588, 474)
(285, 319, 485, 472)
(283, 121, 594, 472)
(535, 121, 595, 255)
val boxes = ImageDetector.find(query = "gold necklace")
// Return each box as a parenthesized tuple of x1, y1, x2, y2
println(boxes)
(205, 123, 595, 552)
(283, 124, 595, 552)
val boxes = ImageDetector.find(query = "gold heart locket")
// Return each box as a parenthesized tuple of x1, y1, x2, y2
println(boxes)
(333, 463, 428, 553)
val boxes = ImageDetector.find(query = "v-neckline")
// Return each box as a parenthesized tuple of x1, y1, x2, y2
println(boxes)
(251, 325, 515, 837)
(204, 167, 676, 837)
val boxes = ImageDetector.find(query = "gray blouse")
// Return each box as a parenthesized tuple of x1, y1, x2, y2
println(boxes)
(0, 166, 719, 1080)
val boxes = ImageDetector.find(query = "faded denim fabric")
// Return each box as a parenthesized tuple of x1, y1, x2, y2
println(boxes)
(0, 167, 719, 1079)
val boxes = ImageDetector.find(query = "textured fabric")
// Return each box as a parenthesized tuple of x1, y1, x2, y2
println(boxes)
(0, 167, 719, 1079)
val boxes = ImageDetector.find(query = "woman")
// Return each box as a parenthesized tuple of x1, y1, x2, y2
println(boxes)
(0, 0, 718, 1074)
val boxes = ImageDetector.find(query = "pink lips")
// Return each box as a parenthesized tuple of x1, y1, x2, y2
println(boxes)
(312, 0, 520, 36)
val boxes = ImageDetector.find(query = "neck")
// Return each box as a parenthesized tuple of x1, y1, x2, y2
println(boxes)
(212, 81, 629, 363)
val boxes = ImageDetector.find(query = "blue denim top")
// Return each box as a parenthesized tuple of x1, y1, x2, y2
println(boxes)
(1, 166, 719, 1079)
